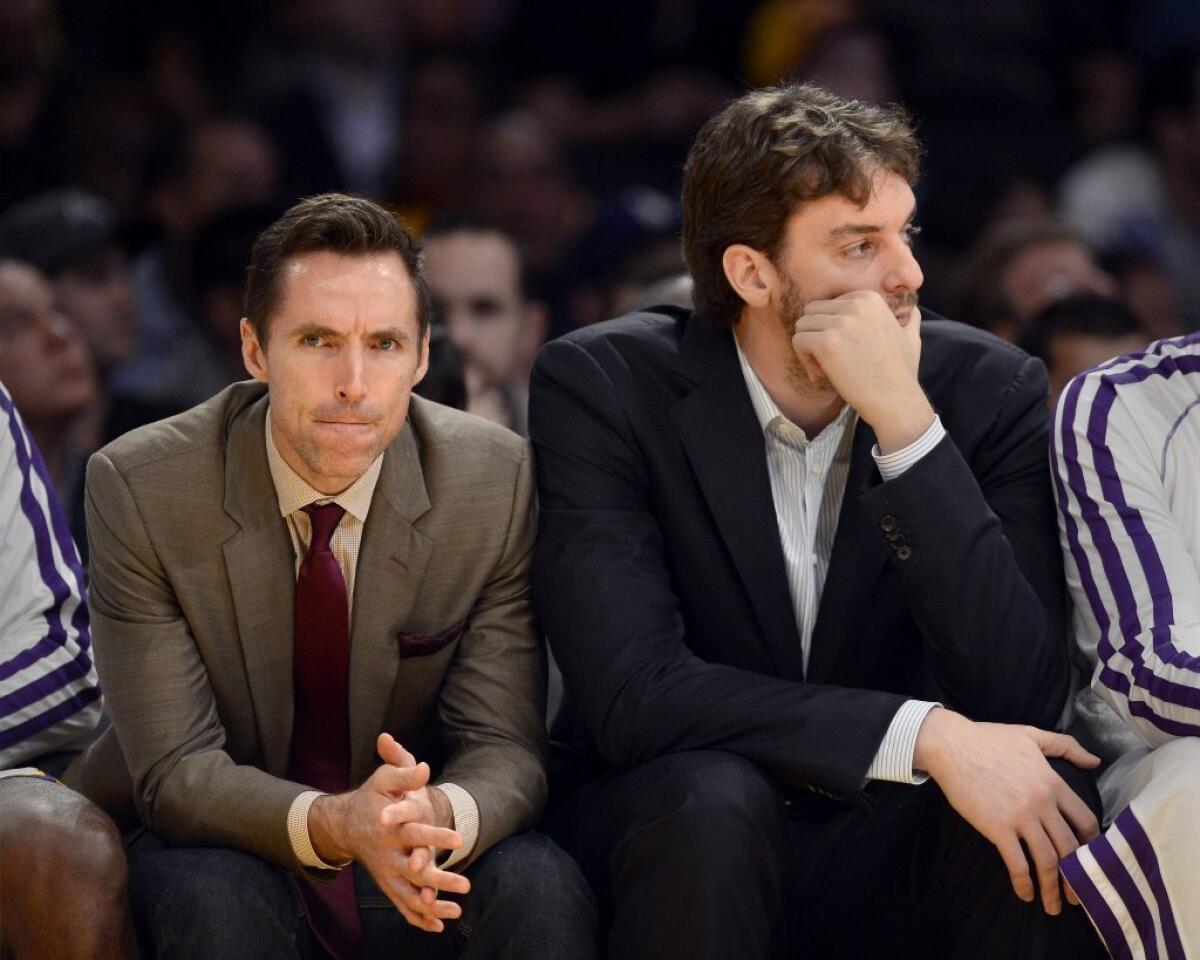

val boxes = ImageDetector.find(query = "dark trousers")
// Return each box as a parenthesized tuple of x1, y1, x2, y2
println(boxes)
(126, 830, 598, 960)
(547, 750, 1108, 960)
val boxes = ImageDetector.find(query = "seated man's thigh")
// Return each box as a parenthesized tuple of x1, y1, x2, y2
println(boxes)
(548, 750, 787, 959)
(0, 776, 133, 959)
(126, 831, 300, 960)
(356, 831, 597, 960)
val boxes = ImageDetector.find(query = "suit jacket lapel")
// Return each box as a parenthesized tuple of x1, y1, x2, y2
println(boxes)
(806, 421, 891, 684)
(222, 396, 296, 777)
(347, 422, 433, 783)
(670, 317, 806, 681)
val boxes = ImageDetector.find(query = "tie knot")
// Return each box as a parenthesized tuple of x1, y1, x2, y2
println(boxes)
(302, 502, 346, 552)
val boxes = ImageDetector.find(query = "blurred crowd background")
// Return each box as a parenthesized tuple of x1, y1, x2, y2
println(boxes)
(2, 0, 1199, 559)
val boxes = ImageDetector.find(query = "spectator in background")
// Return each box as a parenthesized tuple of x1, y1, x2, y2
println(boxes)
(0, 260, 97, 522)
(188, 204, 279, 384)
(956, 218, 1118, 343)
(0, 188, 136, 376)
(1060, 43, 1200, 329)
(1018, 294, 1149, 409)
(424, 219, 547, 434)
(473, 111, 596, 336)
(0, 377, 136, 960)
(391, 54, 489, 235)
(114, 114, 279, 409)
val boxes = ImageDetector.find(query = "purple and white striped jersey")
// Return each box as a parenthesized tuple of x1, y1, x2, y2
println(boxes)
(1053, 332, 1200, 747)
(0, 380, 100, 768)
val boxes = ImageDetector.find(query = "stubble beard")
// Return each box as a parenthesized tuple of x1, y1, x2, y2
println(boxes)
(777, 276, 920, 402)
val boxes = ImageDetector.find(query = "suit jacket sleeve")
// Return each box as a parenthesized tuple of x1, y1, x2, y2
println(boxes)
(858, 354, 1070, 729)
(436, 443, 547, 863)
(531, 338, 907, 803)
(85, 450, 316, 875)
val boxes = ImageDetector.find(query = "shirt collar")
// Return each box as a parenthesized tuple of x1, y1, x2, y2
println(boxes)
(733, 333, 855, 442)
(265, 414, 383, 522)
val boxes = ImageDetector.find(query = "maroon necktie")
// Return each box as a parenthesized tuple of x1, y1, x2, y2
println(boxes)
(287, 502, 362, 959)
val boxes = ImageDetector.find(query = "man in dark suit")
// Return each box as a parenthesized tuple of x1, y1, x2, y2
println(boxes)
(80, 194, 595, 959)
(531, 84, 1106, 959)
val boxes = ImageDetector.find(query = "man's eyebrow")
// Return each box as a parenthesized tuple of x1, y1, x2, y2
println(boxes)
(291, 323, 412, 342)
(370, 326, 412, 342)
(292, 322, 340, 339)
(827, 207, 919, 240)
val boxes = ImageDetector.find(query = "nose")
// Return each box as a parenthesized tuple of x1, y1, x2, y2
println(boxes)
(884, 239, 924, 295)
(43, 309, 75, 348)
(335, 343, 369, 404)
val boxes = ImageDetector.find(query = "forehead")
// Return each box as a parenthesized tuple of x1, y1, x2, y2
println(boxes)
(270, 250, 419, 334)
(0, 262, 52, 310)
(784, 170, 916, 240)
(424, 232, 520, 295)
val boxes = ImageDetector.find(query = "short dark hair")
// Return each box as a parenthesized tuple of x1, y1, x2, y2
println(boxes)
(244, 193, 431, 344)
(1018, 294, 1144, 363)
(681, 83, 920, 326)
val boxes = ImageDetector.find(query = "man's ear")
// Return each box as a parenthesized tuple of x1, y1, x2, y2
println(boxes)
(412, 327, 431, 389)
(240, 318, 268, 383)
(722, 244, 774, 309)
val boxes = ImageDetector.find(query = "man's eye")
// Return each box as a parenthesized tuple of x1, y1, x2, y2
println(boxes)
(377, 338, 396, 351)
(845, 241, 873, 259)
(302, 334, 323, 347)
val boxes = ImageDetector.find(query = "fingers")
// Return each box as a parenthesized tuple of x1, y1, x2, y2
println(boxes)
(380, 818, 463, 854)
(994, 834, 1035, 905)
(1020, 825, 1064, 916)
(406, 847, 472, 897)
(377, 732, 417, 768)
(385, 875, 462, 934)
(374, 761, 430, 796)
(1030, 730, 1101, 769)
(1054, 779, 1101, 843)
(1063, 874, 1080, 908)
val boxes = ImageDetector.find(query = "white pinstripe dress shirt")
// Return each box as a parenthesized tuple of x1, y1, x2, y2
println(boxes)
(734, 339, 942, 783)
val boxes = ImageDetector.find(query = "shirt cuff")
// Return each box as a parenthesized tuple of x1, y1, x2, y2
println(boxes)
(288, 790, 348, 870)
(864, 700, 942, 784)
(437, 782, 480, 869)
(872, 416, 945, 481)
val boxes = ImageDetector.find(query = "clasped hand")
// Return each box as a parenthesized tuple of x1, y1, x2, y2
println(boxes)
(309, 732, 468, 933)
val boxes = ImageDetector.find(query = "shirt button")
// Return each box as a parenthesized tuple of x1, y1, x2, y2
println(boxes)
(896, 545, 912, 560)
(810, 463, 822, 475)
(881, 515, 897, 532)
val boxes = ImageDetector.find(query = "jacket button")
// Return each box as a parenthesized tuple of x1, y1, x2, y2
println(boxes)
(896, 545, 912, 560)
(881, 515, 897, 532)
(885, 530, 901, 541)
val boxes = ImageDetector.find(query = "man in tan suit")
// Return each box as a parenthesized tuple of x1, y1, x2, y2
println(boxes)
(80, 194, 596, 959)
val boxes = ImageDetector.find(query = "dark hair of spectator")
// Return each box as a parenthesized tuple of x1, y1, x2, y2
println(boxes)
(244, 193, 431, 344)
(1018, 294, 1143, 364)
(681, 82, 920, 327)
(955, 218, 1085, 329)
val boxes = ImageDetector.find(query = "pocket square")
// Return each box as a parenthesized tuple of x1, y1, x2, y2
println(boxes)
(396, 619, 467, 657)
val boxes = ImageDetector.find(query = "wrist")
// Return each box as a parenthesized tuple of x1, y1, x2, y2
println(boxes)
(912, 707, 968, 780)
(868, 391, 935, 455)
(308, 792, 354, 865)
(428, 785, 455, 830)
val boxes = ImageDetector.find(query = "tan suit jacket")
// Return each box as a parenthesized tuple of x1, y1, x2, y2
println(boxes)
(76, 382, 546, 875)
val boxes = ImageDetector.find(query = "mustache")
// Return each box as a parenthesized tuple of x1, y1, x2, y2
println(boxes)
(887, 291, 919, 312)
(311, 404, 386, 423)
